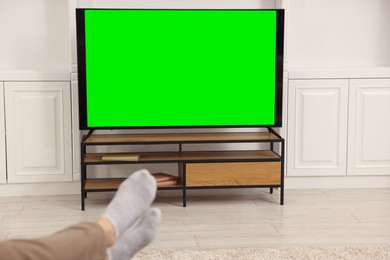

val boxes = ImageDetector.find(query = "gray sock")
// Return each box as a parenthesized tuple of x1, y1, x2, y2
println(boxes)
(107, 208, 161, 260)
(102, 169, 157, 238)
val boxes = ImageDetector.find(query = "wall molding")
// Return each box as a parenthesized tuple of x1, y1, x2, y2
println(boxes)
(0, 181, 79, 197)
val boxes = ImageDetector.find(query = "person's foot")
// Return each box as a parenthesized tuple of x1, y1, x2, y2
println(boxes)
(102, 169, 157, 238)
(107, 208, 161, 260)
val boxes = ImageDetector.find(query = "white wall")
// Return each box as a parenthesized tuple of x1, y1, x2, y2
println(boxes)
(0, 0, 71, 70)
(287, 0, 390, 69)
(78, 0, 275, 9)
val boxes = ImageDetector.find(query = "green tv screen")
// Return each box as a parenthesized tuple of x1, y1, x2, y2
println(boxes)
(76, 9, 284, 129)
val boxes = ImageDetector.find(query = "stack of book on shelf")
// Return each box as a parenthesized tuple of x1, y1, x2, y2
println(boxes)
(152, 172, 178, 187)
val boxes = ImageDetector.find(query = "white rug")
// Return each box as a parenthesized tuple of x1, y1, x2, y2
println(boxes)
(134, 246, 390, 260)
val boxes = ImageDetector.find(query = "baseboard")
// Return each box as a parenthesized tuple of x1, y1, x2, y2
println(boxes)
(285, 175, 390, 189)
(0, 181, 80, 197)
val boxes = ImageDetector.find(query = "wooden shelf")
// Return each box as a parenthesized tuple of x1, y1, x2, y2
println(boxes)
(85, 178, 181, 190)
(84, 132, 281, 145)
(85, 178, 125, 190)
(84, 150, 280, 164)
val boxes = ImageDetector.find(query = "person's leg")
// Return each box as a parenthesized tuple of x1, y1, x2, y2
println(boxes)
(0, 222, 107, 260)
(0, 169, 158, 260)
(0, 211, 161, 260)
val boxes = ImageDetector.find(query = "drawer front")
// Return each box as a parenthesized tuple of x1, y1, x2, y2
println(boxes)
(186, 161, 281, 187)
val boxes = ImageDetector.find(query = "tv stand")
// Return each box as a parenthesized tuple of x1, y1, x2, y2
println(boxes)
(80, 129, 285, 210)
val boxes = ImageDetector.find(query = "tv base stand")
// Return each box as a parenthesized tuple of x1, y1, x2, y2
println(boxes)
(80, 129, 285, 210)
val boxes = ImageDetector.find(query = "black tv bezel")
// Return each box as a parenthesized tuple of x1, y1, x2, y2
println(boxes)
(76, 8, 285, 130)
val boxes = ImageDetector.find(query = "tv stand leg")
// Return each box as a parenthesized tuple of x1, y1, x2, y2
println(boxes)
(183, 189, 186, 207)
(270, 188, 273, 194)
(280, 187, 284, 205)
(81, 192, 85, 211)
(182, 165, 186, 207)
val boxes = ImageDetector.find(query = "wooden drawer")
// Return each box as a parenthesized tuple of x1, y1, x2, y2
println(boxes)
(186, 161, 281, 187)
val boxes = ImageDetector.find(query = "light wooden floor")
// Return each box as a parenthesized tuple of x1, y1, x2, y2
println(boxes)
(1, 188, 390, 250)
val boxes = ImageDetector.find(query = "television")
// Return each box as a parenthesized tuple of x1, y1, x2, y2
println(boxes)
(76, 9, 284, 129)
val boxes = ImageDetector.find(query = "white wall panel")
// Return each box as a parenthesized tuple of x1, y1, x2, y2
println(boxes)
(348, 79, 390, 175)
(287, 79, 348, 176)
(5, 82, 72, 183)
